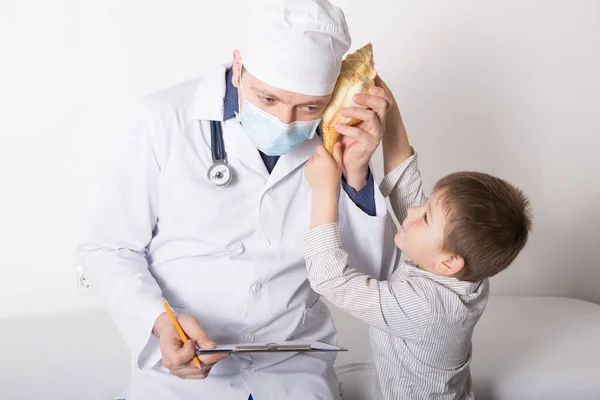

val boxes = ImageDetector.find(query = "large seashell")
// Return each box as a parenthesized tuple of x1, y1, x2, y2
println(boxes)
(321, 43, 377, 154)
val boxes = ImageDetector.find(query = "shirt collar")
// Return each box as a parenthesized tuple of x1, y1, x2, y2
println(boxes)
(223, 68, 239, 121)
(404, 260, 484, 295)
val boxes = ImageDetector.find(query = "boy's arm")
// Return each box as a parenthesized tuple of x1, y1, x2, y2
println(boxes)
(382, 92, 412, 175)
(298, 224, 430, 340)
(379, 86, 427, 222)
(380, 153, 427, 225)
(303, 143, 428, 339)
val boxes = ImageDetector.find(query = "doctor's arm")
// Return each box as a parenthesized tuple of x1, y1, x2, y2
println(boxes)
(340, 172, 376, 216)
(77, 100, 225, 378)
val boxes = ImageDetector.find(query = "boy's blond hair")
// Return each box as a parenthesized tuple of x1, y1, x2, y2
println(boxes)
(433, 172, 532, 282)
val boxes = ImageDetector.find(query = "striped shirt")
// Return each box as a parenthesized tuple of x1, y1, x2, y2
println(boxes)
(298, 153, 489, 399)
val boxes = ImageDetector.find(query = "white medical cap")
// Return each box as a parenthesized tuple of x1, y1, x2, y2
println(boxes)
(240, 0, 352, 96)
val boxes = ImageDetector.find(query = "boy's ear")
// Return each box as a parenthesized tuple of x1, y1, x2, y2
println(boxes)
(435, 254, 465, 277)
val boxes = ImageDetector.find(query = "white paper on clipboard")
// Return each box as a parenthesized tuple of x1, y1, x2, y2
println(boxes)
(196, 341, 346, 355)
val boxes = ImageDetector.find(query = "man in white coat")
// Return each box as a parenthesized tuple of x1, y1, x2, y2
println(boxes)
(78, 0, 399, 398)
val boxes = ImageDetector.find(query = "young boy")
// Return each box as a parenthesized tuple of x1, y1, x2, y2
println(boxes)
(298, 98, 531, 399)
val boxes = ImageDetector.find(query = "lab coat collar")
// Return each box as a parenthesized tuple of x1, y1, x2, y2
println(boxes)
(190, 61, 267, 178)
(190, 62, 232, 122)
(219, 118, 321, 187)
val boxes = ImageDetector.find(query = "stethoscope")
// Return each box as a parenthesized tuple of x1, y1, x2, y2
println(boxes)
(207, 120, 233, 187)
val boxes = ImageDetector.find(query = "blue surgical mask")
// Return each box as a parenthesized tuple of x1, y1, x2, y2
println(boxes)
(236, 75, 321, 156)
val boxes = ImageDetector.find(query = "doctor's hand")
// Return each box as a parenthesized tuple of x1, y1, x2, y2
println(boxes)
(153, 312, 229, 379)
(335, 75, 396, 191)
(305, 143, 343, 228)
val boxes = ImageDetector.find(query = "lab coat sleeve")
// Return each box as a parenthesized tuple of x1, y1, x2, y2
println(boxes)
(338, 162, 399, 281)
(298, 223, 430, 340)
(77, 99, 165, 370)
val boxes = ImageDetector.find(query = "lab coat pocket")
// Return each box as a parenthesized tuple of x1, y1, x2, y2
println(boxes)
(295, 300, 338, 362)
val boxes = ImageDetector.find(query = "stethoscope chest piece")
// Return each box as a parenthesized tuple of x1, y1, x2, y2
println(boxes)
(207, 120, 233, 187)
(208, 161, 232, 187)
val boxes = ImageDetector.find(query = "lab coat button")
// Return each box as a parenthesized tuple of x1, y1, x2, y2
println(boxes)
(252, 283, 262, 293)
(261, 239, 271, 248)
(245, 367, 255, 376)
(244, 334, 255, 343)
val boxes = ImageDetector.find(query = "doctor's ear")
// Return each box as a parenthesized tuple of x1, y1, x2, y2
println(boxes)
(232, 50, 243, 88)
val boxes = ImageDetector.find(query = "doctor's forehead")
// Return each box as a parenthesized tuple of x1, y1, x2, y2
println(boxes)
(243, 70, 332, 106)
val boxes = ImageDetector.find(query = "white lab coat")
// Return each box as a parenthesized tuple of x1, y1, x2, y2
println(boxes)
(78, 62, 398, 400)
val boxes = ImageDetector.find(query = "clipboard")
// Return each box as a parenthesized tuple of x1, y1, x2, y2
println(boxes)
(196, 341, 347, 355)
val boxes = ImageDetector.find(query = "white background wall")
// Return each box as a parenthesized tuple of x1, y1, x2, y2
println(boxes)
(1, 0, 599, 321)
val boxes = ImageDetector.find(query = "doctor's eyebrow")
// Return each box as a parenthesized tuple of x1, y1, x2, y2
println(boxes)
(249, 85, 328, 107)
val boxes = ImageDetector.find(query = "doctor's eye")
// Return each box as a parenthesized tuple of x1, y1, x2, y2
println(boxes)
(301, 105, 320, 112)
(260, 96, 276, 105)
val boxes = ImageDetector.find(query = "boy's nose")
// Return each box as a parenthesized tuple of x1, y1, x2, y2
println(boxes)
(406, 207, 418, 219)
(405, 207, 424, 227)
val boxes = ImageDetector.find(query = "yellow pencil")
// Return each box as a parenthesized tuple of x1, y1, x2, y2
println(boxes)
(162, 297, 201, 367)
